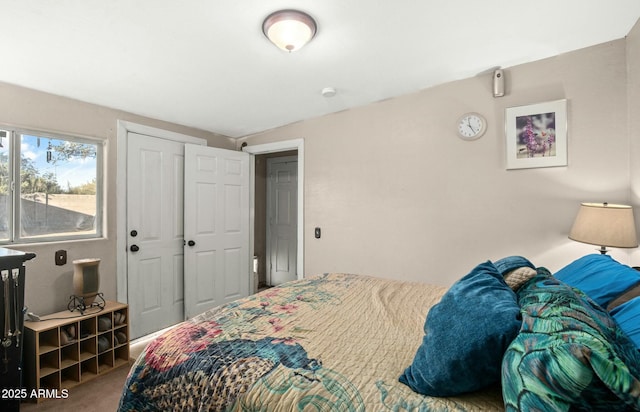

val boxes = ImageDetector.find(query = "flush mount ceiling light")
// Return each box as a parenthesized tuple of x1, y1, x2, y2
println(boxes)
(262, 9, 317, 52)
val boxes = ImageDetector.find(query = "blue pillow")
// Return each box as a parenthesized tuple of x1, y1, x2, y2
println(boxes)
(610, 297, 640, 349)
(399, 260, 522, 396)
(555, 254, 640, 308)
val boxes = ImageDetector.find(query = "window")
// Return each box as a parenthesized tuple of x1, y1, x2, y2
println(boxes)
(0, 127, 103, 243)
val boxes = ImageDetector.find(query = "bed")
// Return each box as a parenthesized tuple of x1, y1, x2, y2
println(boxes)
(118, 255, 640, 411)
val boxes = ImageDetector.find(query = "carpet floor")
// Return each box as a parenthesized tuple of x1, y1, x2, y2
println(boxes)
(20, 364, 130, 411)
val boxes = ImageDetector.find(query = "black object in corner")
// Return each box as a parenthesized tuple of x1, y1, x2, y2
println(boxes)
(0, 249, 36, 412)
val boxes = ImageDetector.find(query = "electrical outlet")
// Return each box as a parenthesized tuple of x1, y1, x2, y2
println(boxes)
(55, 250, 67, 266)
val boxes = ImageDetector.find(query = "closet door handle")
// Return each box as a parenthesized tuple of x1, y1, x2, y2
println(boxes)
(130, 245, 140, 252)
(187, 240, 196, 247)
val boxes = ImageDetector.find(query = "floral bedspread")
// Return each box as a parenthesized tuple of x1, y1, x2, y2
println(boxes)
(118, 273, 504, 411)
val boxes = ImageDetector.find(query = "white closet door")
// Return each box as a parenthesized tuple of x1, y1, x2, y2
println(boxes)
(126, 132, 185, 339)
(183, 144, 250, 318)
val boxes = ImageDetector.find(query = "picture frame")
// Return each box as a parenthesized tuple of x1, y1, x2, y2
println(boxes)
(505, 99, 567, 170)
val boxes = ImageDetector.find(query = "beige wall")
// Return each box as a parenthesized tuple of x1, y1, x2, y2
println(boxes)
(239, 38, 635, 286)
(4, 23, 639, 314)
(629, 19, 640, 265)
(0, 81, 234, 315)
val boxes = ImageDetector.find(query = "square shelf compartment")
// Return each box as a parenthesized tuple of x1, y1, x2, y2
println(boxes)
(97, 332, 112, 354)
(98, 352, 114, 373)
(39, 350, 59, 377)
(113, 309, 127, 327)
(81, 358, 98, 381)
(38, 329, 59, 353)
(39, 372, 60, 390)
(97, 315, 112, 332)
(59, 322, 79, 346)
(80, 318, 97, 339)
(60, 344, 79, 369)
(114, 345, 130, 367)
(80, 337, 97, 361)
(113, 326, 128, 348)
(60, 365, 80, 388)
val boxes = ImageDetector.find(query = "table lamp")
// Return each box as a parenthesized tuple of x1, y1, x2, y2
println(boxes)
(569, 202, 638, 254)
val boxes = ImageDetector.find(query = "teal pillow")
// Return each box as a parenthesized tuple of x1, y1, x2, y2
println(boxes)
(399, 260, 522, 396)
(503, 271, 640, 410)
(555, 254, 640, 308)
(611, 297, 640, 349)
(493, 255, 535, 275)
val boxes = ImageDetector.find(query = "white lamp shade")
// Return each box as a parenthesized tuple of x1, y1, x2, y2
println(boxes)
(569, 203, 638, 249)
(263, 10, 317, 52)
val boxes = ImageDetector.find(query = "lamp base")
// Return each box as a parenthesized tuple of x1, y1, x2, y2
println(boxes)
(597, 246, 609, 254)
(68, 293, 105, 314)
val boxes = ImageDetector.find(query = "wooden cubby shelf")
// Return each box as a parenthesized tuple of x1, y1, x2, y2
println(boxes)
(23, 301, 130, 402)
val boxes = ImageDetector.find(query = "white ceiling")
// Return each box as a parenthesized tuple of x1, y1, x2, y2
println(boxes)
(1, 1, 640, 138)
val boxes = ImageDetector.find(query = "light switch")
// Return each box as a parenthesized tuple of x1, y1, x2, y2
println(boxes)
(315, 227, 321, 239)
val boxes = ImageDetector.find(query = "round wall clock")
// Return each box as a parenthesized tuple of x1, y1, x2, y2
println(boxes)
(456, 112, 487, 140)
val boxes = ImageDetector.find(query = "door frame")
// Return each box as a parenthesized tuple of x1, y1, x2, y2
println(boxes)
(115, 120, 206, 304)
(243, 139, 304, 282)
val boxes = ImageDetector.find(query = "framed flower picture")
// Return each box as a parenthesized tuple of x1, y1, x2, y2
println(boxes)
(505, 99, 567, 170)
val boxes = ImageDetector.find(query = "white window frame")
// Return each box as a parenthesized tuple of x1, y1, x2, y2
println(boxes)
(0, 125, 105, 244)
